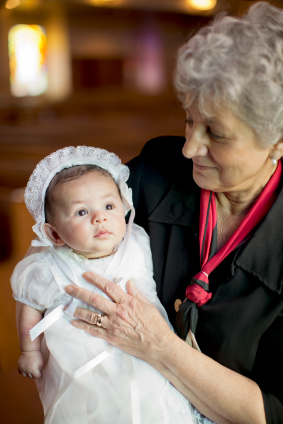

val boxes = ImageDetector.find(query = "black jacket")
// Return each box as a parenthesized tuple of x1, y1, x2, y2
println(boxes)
(128, 136, 283, 424)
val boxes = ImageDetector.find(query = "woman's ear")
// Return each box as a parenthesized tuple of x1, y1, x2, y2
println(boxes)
(270, 139, 283, 160)
(43, 223, 65, 246)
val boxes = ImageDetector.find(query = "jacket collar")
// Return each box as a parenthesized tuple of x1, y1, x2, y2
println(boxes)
(148, 183, 199, 226)
(148, 159, 200, 226)
(148, 163, 283, 295)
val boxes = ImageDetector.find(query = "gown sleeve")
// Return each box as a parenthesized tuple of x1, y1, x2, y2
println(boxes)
(11, 250, 63, 311)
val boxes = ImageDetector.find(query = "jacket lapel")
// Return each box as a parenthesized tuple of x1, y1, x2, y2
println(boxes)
(148, 182, 200, 226)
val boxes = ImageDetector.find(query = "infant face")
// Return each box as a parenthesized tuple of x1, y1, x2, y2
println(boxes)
(47, 173, 126, 258)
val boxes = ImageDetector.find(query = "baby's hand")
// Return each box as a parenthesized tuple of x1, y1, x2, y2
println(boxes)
(17, 351, 44, 379)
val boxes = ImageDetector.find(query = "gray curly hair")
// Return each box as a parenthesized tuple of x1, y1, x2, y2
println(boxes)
(174, 2, 283, 147)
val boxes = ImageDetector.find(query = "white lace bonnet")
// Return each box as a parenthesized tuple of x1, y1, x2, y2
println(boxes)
(25, 146, 133, 247)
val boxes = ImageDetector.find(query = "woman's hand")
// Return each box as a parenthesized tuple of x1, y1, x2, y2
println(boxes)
(65, 273, 267, 424)
(65, 272, 175, 366)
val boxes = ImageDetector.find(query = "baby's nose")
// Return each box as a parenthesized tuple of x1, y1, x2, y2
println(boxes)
(91, 211, 107, 224)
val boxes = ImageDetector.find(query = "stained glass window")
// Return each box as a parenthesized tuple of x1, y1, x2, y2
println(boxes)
(8, 24, 48, 96)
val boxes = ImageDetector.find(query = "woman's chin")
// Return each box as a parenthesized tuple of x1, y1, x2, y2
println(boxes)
(192, 169, 219, 191)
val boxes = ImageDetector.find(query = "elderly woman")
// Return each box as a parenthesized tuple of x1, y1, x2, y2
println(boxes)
(65, 2, 283, 423)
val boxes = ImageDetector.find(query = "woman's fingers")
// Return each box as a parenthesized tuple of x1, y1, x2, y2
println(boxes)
(73, 308, 109, 328)
(72, 310, 109, 330)
(71, 318, 108, 340)
(66, 271, 127, 305)
(65, 273, 149, 315)
(65, 285, 116, 315)
(126, 279, 149, 303)
(82, 272, 131, 304)
(64, 274, 142, 330)
(71, 311, 123, 346)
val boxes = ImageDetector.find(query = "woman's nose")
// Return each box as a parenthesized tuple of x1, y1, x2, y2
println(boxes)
(91, 211, 107, 224)
(183, 125, 208, 158)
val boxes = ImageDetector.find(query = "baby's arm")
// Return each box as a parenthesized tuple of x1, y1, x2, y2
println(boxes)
(16, 302, 45, 379)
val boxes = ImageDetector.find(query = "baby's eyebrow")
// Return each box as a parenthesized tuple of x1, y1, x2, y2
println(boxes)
(68, 199, 86, 205)
(101, 192, 117, 199)
(69, 193, 117, 205)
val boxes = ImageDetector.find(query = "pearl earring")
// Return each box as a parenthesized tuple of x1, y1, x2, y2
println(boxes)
(271, 157, 277, 166)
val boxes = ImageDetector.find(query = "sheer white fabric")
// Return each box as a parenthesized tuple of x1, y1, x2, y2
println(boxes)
(11, 224, 194, 424)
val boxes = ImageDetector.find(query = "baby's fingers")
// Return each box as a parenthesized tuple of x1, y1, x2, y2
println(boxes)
(17, 353, 44, 379)
(18, 367, 41, 379)
(30, 368, 42, 379)
(18, 369, 27, 377)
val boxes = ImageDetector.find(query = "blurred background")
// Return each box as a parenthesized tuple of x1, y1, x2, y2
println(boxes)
(0, 0, 280, 422)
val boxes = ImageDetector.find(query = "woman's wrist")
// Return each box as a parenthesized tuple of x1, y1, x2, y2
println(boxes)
(147, 328, 186, 373)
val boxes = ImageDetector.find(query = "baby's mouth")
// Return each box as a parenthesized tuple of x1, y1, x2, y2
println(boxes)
(95, 230, 110, 238)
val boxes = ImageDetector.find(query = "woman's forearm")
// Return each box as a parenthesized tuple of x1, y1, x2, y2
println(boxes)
(65, 275, 267, 424)
(152, 332, 266, 424)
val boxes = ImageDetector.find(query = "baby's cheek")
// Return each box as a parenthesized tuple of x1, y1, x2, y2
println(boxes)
(69, 226, 84, 241)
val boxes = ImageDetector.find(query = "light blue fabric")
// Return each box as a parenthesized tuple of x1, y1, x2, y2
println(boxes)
(189, 404, 216, 424)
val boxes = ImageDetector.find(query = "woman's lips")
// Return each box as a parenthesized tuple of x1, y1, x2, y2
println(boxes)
(193, 161, 215, 171)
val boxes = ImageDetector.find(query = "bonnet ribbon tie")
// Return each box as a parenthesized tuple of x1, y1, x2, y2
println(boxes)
(176, 160, 282, 340)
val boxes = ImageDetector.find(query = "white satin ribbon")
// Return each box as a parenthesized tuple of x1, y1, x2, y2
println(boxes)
(124, 352, 141, 424)
(45, 345, 113, 423)
(31, 239, 51, 247)
(30, 305, 65, 341)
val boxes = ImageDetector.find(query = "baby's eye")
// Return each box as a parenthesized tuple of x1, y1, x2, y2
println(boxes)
(105, 204, 114, 210)
(76, 209, 88, 216)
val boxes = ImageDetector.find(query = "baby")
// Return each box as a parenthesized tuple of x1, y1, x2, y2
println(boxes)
(11, 146, 194, 424)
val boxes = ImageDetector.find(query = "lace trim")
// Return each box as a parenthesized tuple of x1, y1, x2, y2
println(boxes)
(190, 407, 216, 424)
(160, 380, 194, 424)
(160, 380, 216, 424)
(55, 245, 113, 265)
(55, 241, 123, 265)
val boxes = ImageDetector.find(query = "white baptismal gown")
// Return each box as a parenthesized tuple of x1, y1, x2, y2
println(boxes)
(11, 223, 199, 424)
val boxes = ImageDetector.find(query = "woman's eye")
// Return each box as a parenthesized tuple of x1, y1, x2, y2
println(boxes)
(185, 118, 194, 128)
(76, 209, 88, 216)
(207, 126, 223, 140)
(105, 204, 113, 210)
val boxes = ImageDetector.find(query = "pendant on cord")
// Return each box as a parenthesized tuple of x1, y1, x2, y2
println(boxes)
(174, 299, 183, 313)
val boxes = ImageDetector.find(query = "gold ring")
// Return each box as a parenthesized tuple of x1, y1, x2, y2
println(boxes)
(96, 314, 103, 327)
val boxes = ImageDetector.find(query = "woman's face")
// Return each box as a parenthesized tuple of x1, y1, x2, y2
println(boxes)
(182, 105, 276, 196)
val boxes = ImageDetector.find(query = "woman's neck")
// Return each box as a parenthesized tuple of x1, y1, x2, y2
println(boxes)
(215, 164, 277, 217)
(215, 190, 260, 218)
(214, 165, 277, 251)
